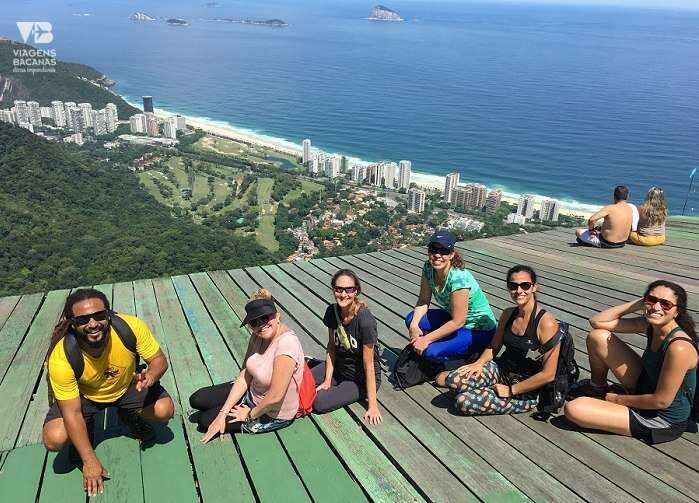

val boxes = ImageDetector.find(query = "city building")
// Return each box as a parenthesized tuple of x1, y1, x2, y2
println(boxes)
(105, 104, 118, 133)
(444, 171, 460, 203)
(517, 194, 536, 219)
(506, 213, 526, 225)
(350, 164, 365, 182)
(302, 138, 311, 164)
(68, 107, 85, 133)
(78, 103, 93, 127)
(383, 162, 398, 188)
(175, 114, 186, 130)
(64, 132, 84, 145)
(452, 183, 487, 211)
(92, 109, 108, 136)
(309, 152, 324, 176)
(19, 122, 34, 133)
(486, 189, 502, 214)
(51, 101, 66, 127)
(145, 112, 159, 136)
(324, 156, 341, 178)
(0, 110, 15, 124)
(26, 101, 42, 126)
(163, 116, 178, 139)
(408, 188, 426, 213)
(142, 96, 154, 113)
(540, 199, 561, 222)
(13, 101, 30, 125)
(40, 106, 53, 119)
(398, 160, 411, 190)
(63, 102, 76, 129)
(129, 114, 146, 134)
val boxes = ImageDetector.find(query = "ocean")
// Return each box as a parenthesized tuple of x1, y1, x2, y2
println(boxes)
(2, 0, 698, 213)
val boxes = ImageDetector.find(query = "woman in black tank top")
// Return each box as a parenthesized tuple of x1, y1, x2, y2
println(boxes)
(441, 265, 561, 415)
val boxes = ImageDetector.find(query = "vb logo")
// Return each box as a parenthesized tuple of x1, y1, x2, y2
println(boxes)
(16, 22, 54, 44)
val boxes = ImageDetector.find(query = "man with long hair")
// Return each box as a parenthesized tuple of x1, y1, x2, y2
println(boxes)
(42, 289, 174, 497)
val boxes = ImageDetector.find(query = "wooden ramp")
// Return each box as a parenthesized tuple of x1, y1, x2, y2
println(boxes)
(0, 218, 697, 502)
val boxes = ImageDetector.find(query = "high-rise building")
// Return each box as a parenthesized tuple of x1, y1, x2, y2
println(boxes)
(63, 102, 76, 129)
(142, 96, 154, 113)
(26, 101, 42, 126)
(129, 114, 146, 134)
(163, 116, 178, 139)
(175, 114, 186, 130)
(309, 152, 324, 176)
(302, 139, 311, 164)
(13, 101, 30, 125)
(452, 183, 487, 211)
(506, 213, 526, 225)
(92, 109, 108, 136)
(78, 103, 93, 127)
(398, 160, 412, 190)
(145, 112, 159, 136)
(350, 164, 365, 182)
(40, 106, 53, 119)
(19, 122, 34, 133)
(383, 162, 397, 188)
(408, 188, 426, 213)
(69, 107, 85, 132)
(444, 172, 460, 203)
(324, 156, 341, 178)
(105, 103, 118, 133)
(517, 194, 536, 219)
(341, 156, 348, 173)
(51, 101, 66, 127)
(540, 199, 561, 222)
(0, 110, 15, 124)
(485, 190, 502, 215)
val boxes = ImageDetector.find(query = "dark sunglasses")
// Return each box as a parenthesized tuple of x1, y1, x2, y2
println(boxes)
(250, 313, 276, 328)
(428, 245, 452, 256)
(72, 310, 110, 326)
(506, 281, 533, 292)
(333, 286, 358, 295)
(643, 295, 677, 312)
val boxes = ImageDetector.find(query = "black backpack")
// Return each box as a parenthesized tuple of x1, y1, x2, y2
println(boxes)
(47, 313, 138, 404)
(393, 344, 444, 389)
(535, 320, 579, 415)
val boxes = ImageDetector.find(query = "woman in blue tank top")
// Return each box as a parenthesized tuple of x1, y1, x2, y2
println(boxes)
(441, 265, 561, 414)
(565, 280, 698, 444)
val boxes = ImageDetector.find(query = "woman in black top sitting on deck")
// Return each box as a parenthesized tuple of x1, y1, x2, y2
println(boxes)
(312, 269, 383, 425)
(440, 265, 561, 414)
(565, 280, 697, 444)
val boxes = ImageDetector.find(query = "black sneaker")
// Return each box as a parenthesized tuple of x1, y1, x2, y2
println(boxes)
(117, 409, 156, 444)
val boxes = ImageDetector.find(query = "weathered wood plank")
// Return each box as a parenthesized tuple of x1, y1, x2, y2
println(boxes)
(0, 295, 21, 332)
(0, 293, 45, 384)
(0, 444, 46, 501)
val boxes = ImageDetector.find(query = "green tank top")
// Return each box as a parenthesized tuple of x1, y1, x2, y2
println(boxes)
(638, 327, 697, 424)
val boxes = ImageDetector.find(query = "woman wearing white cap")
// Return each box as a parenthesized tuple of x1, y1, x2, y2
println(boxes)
(190, 289, 305, 441)
(406, 230, 497, 362)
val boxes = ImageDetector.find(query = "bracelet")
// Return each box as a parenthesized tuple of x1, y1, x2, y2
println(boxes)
(219, 408, 229, 415)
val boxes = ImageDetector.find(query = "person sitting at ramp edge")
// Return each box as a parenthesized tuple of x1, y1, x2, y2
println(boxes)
(42, 289, 174, 497)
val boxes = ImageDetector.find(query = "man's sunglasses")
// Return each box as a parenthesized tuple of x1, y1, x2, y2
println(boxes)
(72, 310, 110, 326)
(506, 281, 533, 292)
(643, 295, 677, 311)
(428, 245, 452, 256)
(333, 286, 358, 295)
(250, 313, 276, 328)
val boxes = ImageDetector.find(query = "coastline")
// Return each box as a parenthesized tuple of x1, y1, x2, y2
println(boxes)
(141, 101, 597, 218)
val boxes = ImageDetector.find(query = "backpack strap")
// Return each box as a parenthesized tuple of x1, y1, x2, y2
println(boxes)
(110, 313, 137, 354)
(525, 305, 547, 349)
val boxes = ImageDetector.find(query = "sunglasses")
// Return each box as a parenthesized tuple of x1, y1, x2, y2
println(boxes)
(643, 295, 677, 312)
(250, 313, 276, 329)
(506, 281, 533, 292)
(333, 286, 358, 295)
(428, 245, 452, 256)
(72, 310, 110, 326)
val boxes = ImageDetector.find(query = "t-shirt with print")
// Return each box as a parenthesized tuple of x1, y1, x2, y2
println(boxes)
(48, 314, 161, 403)
(245, 330, 304, 421)
(422, 262, 496, 330)
(322, 304, 381, 385)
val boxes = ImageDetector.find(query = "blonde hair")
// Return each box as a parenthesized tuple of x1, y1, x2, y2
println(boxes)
(640, 186, 667, 227)
(250, 288, 273, 301)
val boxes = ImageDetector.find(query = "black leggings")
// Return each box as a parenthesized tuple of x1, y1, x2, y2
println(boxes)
(311, 362, 377, 413)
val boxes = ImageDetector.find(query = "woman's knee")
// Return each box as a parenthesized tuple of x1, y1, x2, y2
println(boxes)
(564, 397, 590, 424)
(586, 328, 612, 352)
(313, 393, 344, 414)
(42, 421, 69, 451)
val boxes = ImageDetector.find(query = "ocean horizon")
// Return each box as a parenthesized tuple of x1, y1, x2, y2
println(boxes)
(2, 0, 698, 213)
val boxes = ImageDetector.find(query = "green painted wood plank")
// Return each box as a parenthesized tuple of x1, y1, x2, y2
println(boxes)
(39, 450, 88, 503)
(151, 277, 254, 503)
(93, 284, 113, 305)
(15, 363, 49, 447)
(210, 269, 424, 502)
(0, 444, 45, 501)
(0, 290, 68, 451)
(189, 272, 368, 503)
(111, 282, 135, 315)
(171, 274, 311, 503)
(0, 292, 44, 383)
(0, 295, 21, 332)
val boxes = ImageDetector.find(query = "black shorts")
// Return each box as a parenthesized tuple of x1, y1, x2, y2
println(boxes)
(628, 409, 687, 444)
(44, 379, 170, 425)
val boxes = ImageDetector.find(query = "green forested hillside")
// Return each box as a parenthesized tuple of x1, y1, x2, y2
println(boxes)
(0, 122, 276, 295)
(0, 40, 139, 118)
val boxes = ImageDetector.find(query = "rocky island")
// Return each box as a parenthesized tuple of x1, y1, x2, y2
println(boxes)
(166, 18, 189, 26)
(129, 12, 156, 21)
(211, 18, 288, 27)
(367, 5, 404, 22)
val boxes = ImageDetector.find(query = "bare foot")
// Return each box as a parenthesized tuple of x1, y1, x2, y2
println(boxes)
(434, 371, 450, 388)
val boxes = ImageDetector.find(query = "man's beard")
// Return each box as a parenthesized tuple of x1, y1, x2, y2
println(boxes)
(80, 324, 109, 349)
